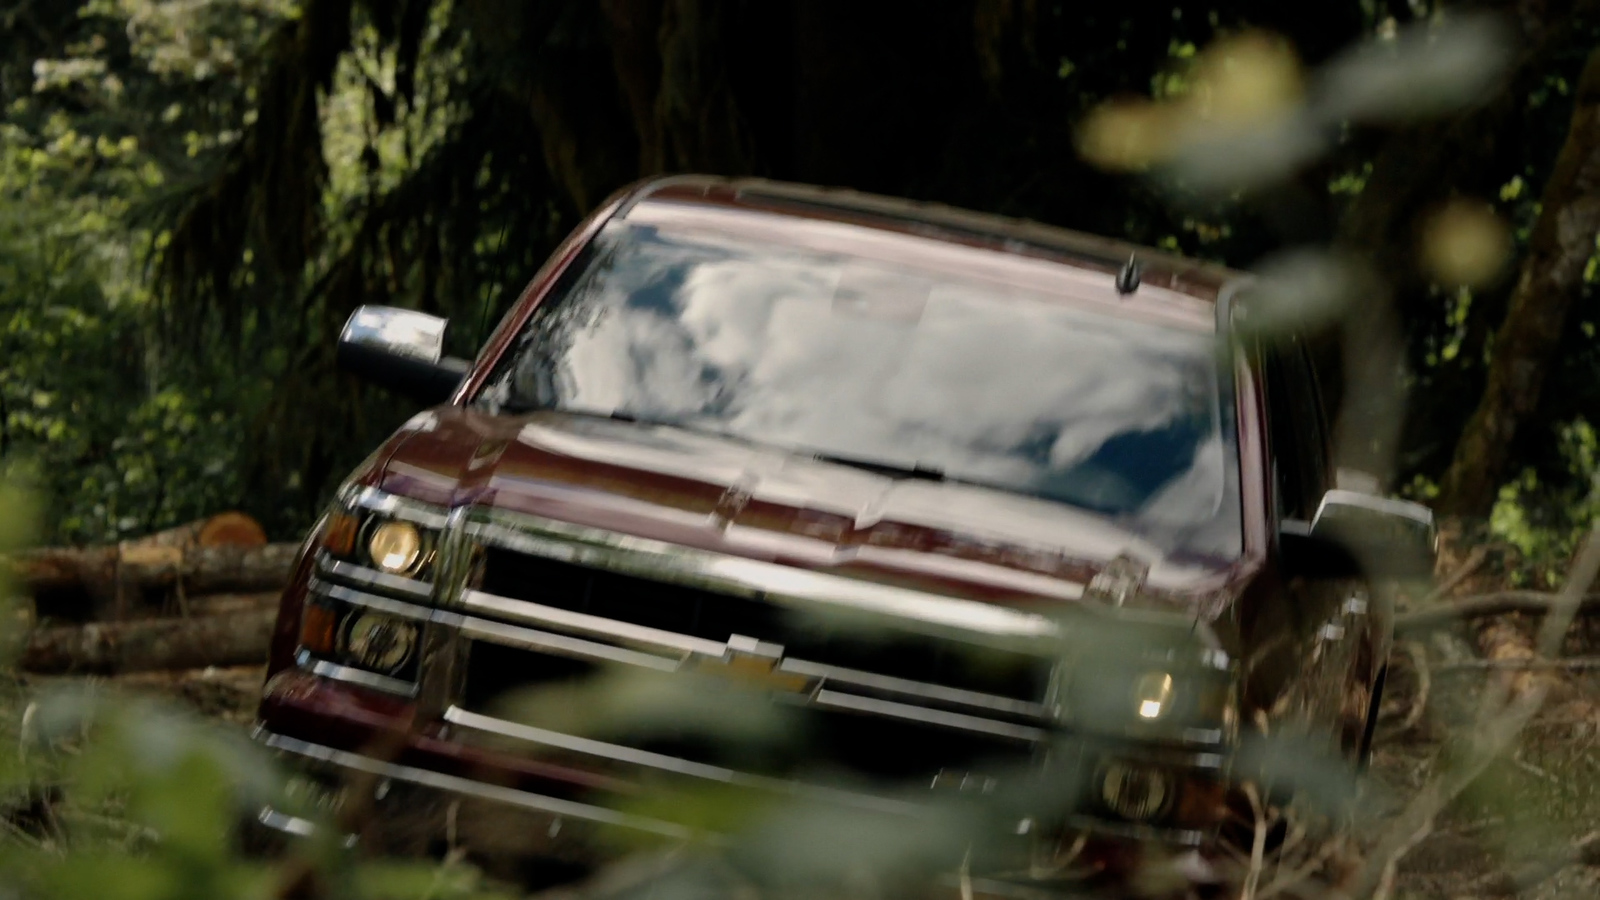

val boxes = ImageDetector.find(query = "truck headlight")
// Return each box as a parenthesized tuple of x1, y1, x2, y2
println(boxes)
(1099, 761, 1173, 821)
(367, 520, 426, 574)
(1133, 671, 1174, 719)
(1050, 653, 1237, 741)
(339, 611, 419, 675)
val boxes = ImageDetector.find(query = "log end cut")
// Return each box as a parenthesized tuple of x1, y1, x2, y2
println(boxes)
(196, 512, 268, 548)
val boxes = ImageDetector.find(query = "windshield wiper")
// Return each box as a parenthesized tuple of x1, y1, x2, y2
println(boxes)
(810, 452, 946, 481)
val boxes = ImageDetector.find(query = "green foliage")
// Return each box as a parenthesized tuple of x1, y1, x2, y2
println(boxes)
(4, 0, 1597, 540)
(0, 478, 38, 664)
(0, 475, 505, 897)
(1487, 418, 1600, 586)
(2, 9, 1598, 897)
(0, 110, 255, 544)
(0, 680, 511, 900)
(0, 0, 309, 542)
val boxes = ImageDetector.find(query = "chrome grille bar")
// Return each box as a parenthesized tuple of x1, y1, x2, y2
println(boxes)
(461, 589, 727, 657)
(309, 575, 1047, 724)
(256, 729, 698, 840)
(776, 658, 1045, 718)
(812, 690, 1046, 742)
(457, 617, 682, 672)
(465, 512, 1066, 644)
(314, 554, 433, 600)
(442, 706, 924, 817)
(343, 485, 452, 529)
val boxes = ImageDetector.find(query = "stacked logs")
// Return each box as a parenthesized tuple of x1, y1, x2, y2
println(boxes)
(5, 513, 295, 675)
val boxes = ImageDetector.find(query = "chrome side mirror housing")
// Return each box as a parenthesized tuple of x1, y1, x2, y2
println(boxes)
(337, 306, 470, 406)
(342, 306, 448, 361)
(1281, 489, 1437, 580)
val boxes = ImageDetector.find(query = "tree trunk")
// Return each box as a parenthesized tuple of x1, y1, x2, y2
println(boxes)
(1438, 47, 1600, 516)
(599, 0, 666, 174)
(789, 1, 980, 194)
(654, 0, 755, 174)
(11, 542, 298, 598)
(456, 0, 639, 216)
(19, 608, 279, 674)
(1331, 0, 1593, 485)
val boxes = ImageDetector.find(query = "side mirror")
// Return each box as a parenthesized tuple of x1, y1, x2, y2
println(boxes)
(337, 306, 470, 406)
(1280, 489, 1437, 580)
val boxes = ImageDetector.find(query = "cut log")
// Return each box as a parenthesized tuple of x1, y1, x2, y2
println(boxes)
(117, 511, 267, 553)
(195, 512, 268, 548)
(7, 512, 269, 594)
(8, 542, 299, 597)
(138, 543, 300, 594)
(12, 547, 118, 594)
(20, 609, 279, 674)
(185, 591, 283, 618)
(119, 519, 207, 551)
(93, 512, 261, 620)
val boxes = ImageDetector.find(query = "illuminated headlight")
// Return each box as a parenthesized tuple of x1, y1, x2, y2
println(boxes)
(1134, 671, 1175, 720)
(366, 520, 426, 575)
(339, 612, 419, 674)
(1099, 762, 1173, 821)
(1051, 657, 1237, 741)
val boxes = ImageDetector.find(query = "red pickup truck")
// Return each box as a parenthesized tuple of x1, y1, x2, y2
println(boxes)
(251, 176, 1434, 887)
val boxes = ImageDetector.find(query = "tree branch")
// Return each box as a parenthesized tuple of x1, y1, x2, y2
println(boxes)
(1353, 522, 1600, 895)
(1396, 591, 1600, 633)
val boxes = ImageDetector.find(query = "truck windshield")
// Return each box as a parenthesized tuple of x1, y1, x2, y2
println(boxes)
(481, 220, 1241, 559)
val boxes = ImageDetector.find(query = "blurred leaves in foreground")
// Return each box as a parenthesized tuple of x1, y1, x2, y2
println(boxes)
(1, 480, 39, 658)
(1079, 15, 1510, 194)
(3, 4, 1599, 900)
(0, 679, 511, 900)
(1419, 200, 1512, 289)
(2, 477, 502, 898)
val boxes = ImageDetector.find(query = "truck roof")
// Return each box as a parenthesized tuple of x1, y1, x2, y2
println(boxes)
(623, 175, 1243, 307)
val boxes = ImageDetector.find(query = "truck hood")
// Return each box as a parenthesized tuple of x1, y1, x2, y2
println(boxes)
(372, 407, 1243, 611)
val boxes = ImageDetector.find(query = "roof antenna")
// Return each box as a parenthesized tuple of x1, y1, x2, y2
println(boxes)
(1116, 254, 1142, 295)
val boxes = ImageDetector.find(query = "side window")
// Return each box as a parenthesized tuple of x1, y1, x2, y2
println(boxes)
(1262, 335, 1331, 522)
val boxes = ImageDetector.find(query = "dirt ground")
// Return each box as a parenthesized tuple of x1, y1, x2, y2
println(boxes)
(1356, 629, 1600, 900)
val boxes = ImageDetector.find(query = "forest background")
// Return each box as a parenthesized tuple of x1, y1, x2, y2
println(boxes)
(3, 0, 1599, 576)
(6, 3, 1600, 899)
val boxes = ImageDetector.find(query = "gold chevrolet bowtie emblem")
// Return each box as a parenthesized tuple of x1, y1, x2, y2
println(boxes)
(689, 635, 814, 694)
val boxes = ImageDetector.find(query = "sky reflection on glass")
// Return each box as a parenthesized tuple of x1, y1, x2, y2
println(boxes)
(495, 222, 1239, 558)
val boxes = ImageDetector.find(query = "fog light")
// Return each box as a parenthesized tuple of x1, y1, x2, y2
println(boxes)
(1100, 762, 1171, 821)
(340, 612, 418, 674)
(1133, 671, 1174, 719)
(367, 521, 423, 574)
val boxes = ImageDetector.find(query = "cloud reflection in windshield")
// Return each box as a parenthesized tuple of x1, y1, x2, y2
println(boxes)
(493, 222, 1241, 559)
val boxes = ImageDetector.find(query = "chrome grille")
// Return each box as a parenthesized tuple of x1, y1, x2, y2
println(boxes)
(478, 546, 1050, 703)
(456, 638, 1031, 784)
